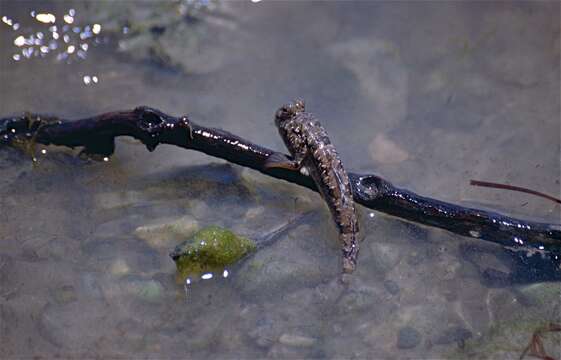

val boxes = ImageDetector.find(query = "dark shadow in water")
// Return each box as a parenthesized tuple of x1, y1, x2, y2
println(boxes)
(461, 243, 561, 287)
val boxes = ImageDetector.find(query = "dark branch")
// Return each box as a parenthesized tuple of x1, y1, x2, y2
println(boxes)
(1, 106, 560, 260)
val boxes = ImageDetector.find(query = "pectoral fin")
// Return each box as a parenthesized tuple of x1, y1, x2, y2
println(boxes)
(264, 152, 301, 171)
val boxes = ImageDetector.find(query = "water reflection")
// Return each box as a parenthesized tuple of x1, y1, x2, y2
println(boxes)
(184, 269, 230, 297)
(5, 7, 102, 64)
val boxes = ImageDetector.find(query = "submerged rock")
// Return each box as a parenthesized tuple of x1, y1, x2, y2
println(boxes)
(134, 215, 199, 249)
(234, 223, 338, 299)
(84, 0, 242, 75)
(278, 333, 317, 348)
(101, 275, 164, 303)
(94, 190, 144, 210)
(38, 300, 110, 349)
(130, 279, 164, 302)
(368, 134, 410, 165)
(383, 279, 400, 296)
(396, 326, 422, 349)
(369, 242, 403, 274)
(170, 226, 256, 279)
(433, 326, 472, 345)
(337, 285, 384, 314)
(52, 285, 78, 305)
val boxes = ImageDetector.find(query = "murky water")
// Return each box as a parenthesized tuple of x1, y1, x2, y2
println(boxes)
(1, 1, 560, 358)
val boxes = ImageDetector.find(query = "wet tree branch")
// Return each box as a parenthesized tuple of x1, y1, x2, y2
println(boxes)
(1, 106, 560, 259)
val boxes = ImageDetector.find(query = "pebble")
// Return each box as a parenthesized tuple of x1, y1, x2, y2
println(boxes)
(134, 215, 199, 249)
(38, 301, 109, 349)
(369, 242, 402, 273)
(127, 278, 163, 303)
(433, 326, 472, 345)
(383, 279, 400, 296)
(338, 285, 383, 313)
(328, 37, 408, 128)
(244, 206, 265, 220)
(278, 334, 317, 348)
(52, 285, 78, 305)
(369, 134, 410, 164)
(94, 191, 143, 210)
(79, 273, 105, 300)
(396, 326, 421, 349)
(249, 325, 276, 348)
(109, 258, 131, 276)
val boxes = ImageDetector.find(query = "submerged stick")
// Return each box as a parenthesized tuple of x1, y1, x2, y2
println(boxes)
(1, 107, 560, 258)
(470, 179, 561, 205)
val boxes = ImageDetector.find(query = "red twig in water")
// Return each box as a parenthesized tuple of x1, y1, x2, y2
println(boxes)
(470, 180, 561, 205)
(519, 322, 561, 360)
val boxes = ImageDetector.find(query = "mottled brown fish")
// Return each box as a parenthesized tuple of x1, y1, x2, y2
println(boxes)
(266, 100, 360, 273)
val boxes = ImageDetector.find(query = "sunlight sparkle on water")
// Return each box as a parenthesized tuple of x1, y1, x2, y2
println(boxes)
(63, 14, 74, 24)
(13, 36, 25, 47)
(7, 8, 103, 66)
(82, 75, 99, 85)
(35, 13, 56, 24)
(201, 273, 213, 280)
(2, 15, 13, 26)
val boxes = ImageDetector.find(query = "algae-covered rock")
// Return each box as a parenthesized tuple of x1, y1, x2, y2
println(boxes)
(170, 226, 256, 279)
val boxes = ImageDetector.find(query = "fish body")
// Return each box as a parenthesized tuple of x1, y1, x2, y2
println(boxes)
(272, 100, 359, 273)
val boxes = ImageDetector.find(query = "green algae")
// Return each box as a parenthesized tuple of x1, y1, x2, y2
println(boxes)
(170, 226, 256, 280)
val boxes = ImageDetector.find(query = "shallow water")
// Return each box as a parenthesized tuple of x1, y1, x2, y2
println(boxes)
(1, 1, 560, 358)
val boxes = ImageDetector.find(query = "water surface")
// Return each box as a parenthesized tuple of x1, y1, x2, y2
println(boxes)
(1, 1, 560, 358)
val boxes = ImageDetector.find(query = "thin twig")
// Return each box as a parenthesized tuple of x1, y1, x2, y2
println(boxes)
(470, 180, 561, 205)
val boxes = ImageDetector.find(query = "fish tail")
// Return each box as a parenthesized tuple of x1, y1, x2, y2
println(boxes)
(340, 232, 359, 273)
